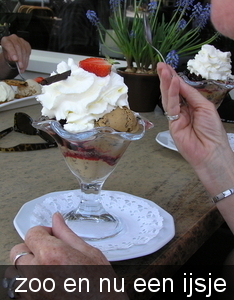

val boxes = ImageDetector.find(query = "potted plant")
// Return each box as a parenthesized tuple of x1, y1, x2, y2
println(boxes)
(86, 0, 218, 111)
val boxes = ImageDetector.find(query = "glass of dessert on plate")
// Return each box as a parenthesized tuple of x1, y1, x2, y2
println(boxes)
(33, 58, 152, 241)
(179, 44, 234, 109)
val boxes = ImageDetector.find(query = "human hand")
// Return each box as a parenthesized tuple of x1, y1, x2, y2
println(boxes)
(4, 213, 128, 299)
(157, 62, 234, 195)
(10, 212, 109, 266)
(1, 34, 31, 73)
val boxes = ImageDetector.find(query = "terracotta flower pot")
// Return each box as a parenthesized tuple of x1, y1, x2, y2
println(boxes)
(117, 68, 160, 112)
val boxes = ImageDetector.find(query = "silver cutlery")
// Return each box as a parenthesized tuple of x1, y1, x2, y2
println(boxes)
(143, 13, 187, 107)
(16, 62, 26, 81)
(143, 13, 166, 63)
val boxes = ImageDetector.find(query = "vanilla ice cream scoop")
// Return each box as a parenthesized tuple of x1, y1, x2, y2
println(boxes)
(187, 44, 234, 81)
(0, 82, 15, 103)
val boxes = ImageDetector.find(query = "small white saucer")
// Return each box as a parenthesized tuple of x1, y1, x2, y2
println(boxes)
(156, 130, 177, 151)
(13, 190, 175, 262)
(156, 130, 234, 152)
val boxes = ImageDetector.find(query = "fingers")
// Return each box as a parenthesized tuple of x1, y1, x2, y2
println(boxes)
(51, 213, 83, 250)
(157, 62, 172, 111)
(1, 34, 31, 72)
(179, 76, 214, 110)
(3, 266, 22, 300)
(51, 212, 88, 250)
(157, 62, 215, 116)
(24, 225, 56, 257)
(166, 75, 181, 118)
(51, 213, 110, 265)
(157, 63, 181, 117)
(20, 214, 109, 265)
(1, 35, 18, 62)
(10, 213, 109, 268)
(4, 266, 20, 283)
(10, 244, 34, 267)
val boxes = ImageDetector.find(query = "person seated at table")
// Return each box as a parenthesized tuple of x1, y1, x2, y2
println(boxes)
(155, 1, 234, 237)
(0, 34, 31, 80)
(3, 0, 234, 299)
(49, 0, 100, 56)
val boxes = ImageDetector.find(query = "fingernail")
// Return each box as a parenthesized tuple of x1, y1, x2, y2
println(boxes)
(54, 212, 64, 222)
(12, 55, 17, 61)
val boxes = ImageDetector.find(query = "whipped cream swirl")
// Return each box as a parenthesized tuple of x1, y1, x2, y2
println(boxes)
(187, 44, 234, 81)
(37, 58, 129, 133)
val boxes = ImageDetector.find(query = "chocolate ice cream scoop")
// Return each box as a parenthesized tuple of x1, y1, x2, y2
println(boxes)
(95, 106, 139, 133)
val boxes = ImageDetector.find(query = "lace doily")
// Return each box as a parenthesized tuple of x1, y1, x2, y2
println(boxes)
(31, 190, 163, 252)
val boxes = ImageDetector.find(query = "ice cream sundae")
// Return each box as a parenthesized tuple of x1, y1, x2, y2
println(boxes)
(180, 44, 234, 108)
(187, 44, 234, 81)
(34, 57, 151, 239)
(35, 57, 144, 182)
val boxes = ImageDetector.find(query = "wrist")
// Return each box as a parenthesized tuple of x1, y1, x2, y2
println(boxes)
(193, 148, 234, 198)
(212, 188, 234, 203)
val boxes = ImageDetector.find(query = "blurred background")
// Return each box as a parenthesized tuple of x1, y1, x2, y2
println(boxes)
(0, 0, 232, 62)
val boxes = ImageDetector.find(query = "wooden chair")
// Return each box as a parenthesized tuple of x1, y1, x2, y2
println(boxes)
(18, 5, 54, 17)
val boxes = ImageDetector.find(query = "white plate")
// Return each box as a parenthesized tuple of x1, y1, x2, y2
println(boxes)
(13, 190, 175, 262)
(156, 130, 234, 152)
(0, 96, 38, 112)
(156, 130, 178, 151)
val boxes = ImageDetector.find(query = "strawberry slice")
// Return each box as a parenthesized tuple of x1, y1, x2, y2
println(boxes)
(34, 77, 44, 83)
(79, 58, 112, 77)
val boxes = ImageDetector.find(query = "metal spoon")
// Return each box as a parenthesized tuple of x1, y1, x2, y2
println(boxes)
(143, 13, 166, 63)
(143, 13, 187, 108)
(16, 62, 26, 81)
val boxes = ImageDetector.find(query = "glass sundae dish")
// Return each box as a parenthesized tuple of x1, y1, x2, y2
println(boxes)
(33, 115, 149, 240)
(33, 57, 153, 240)
(179, 44, 234, 109)
(179, 72, 234, 108)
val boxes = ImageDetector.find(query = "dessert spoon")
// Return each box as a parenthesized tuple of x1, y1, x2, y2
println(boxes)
(16, 62, 26, 81)
(143, 13, 187, 107)
(143, 13, 165, 63)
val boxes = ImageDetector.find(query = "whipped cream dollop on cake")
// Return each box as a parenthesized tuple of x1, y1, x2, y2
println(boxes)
(187, 44, 234, 81)
(37, 58, 129, 133)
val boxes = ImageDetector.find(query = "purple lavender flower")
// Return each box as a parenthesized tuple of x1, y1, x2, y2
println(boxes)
(175, 0, 195, 11)
(109, 0, 123, 12)
(178, 19, 187, 30)
(165, 50, 179, 69)
(148, 1, 157, 13)
(191, 3, 211, 30)
(86, 10, 99, 26)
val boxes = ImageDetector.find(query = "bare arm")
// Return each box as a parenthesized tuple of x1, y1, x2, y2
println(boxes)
(157, 62, 234, 233)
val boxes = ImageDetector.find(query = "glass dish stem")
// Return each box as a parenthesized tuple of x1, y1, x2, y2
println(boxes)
(32, 116, 151, 241)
